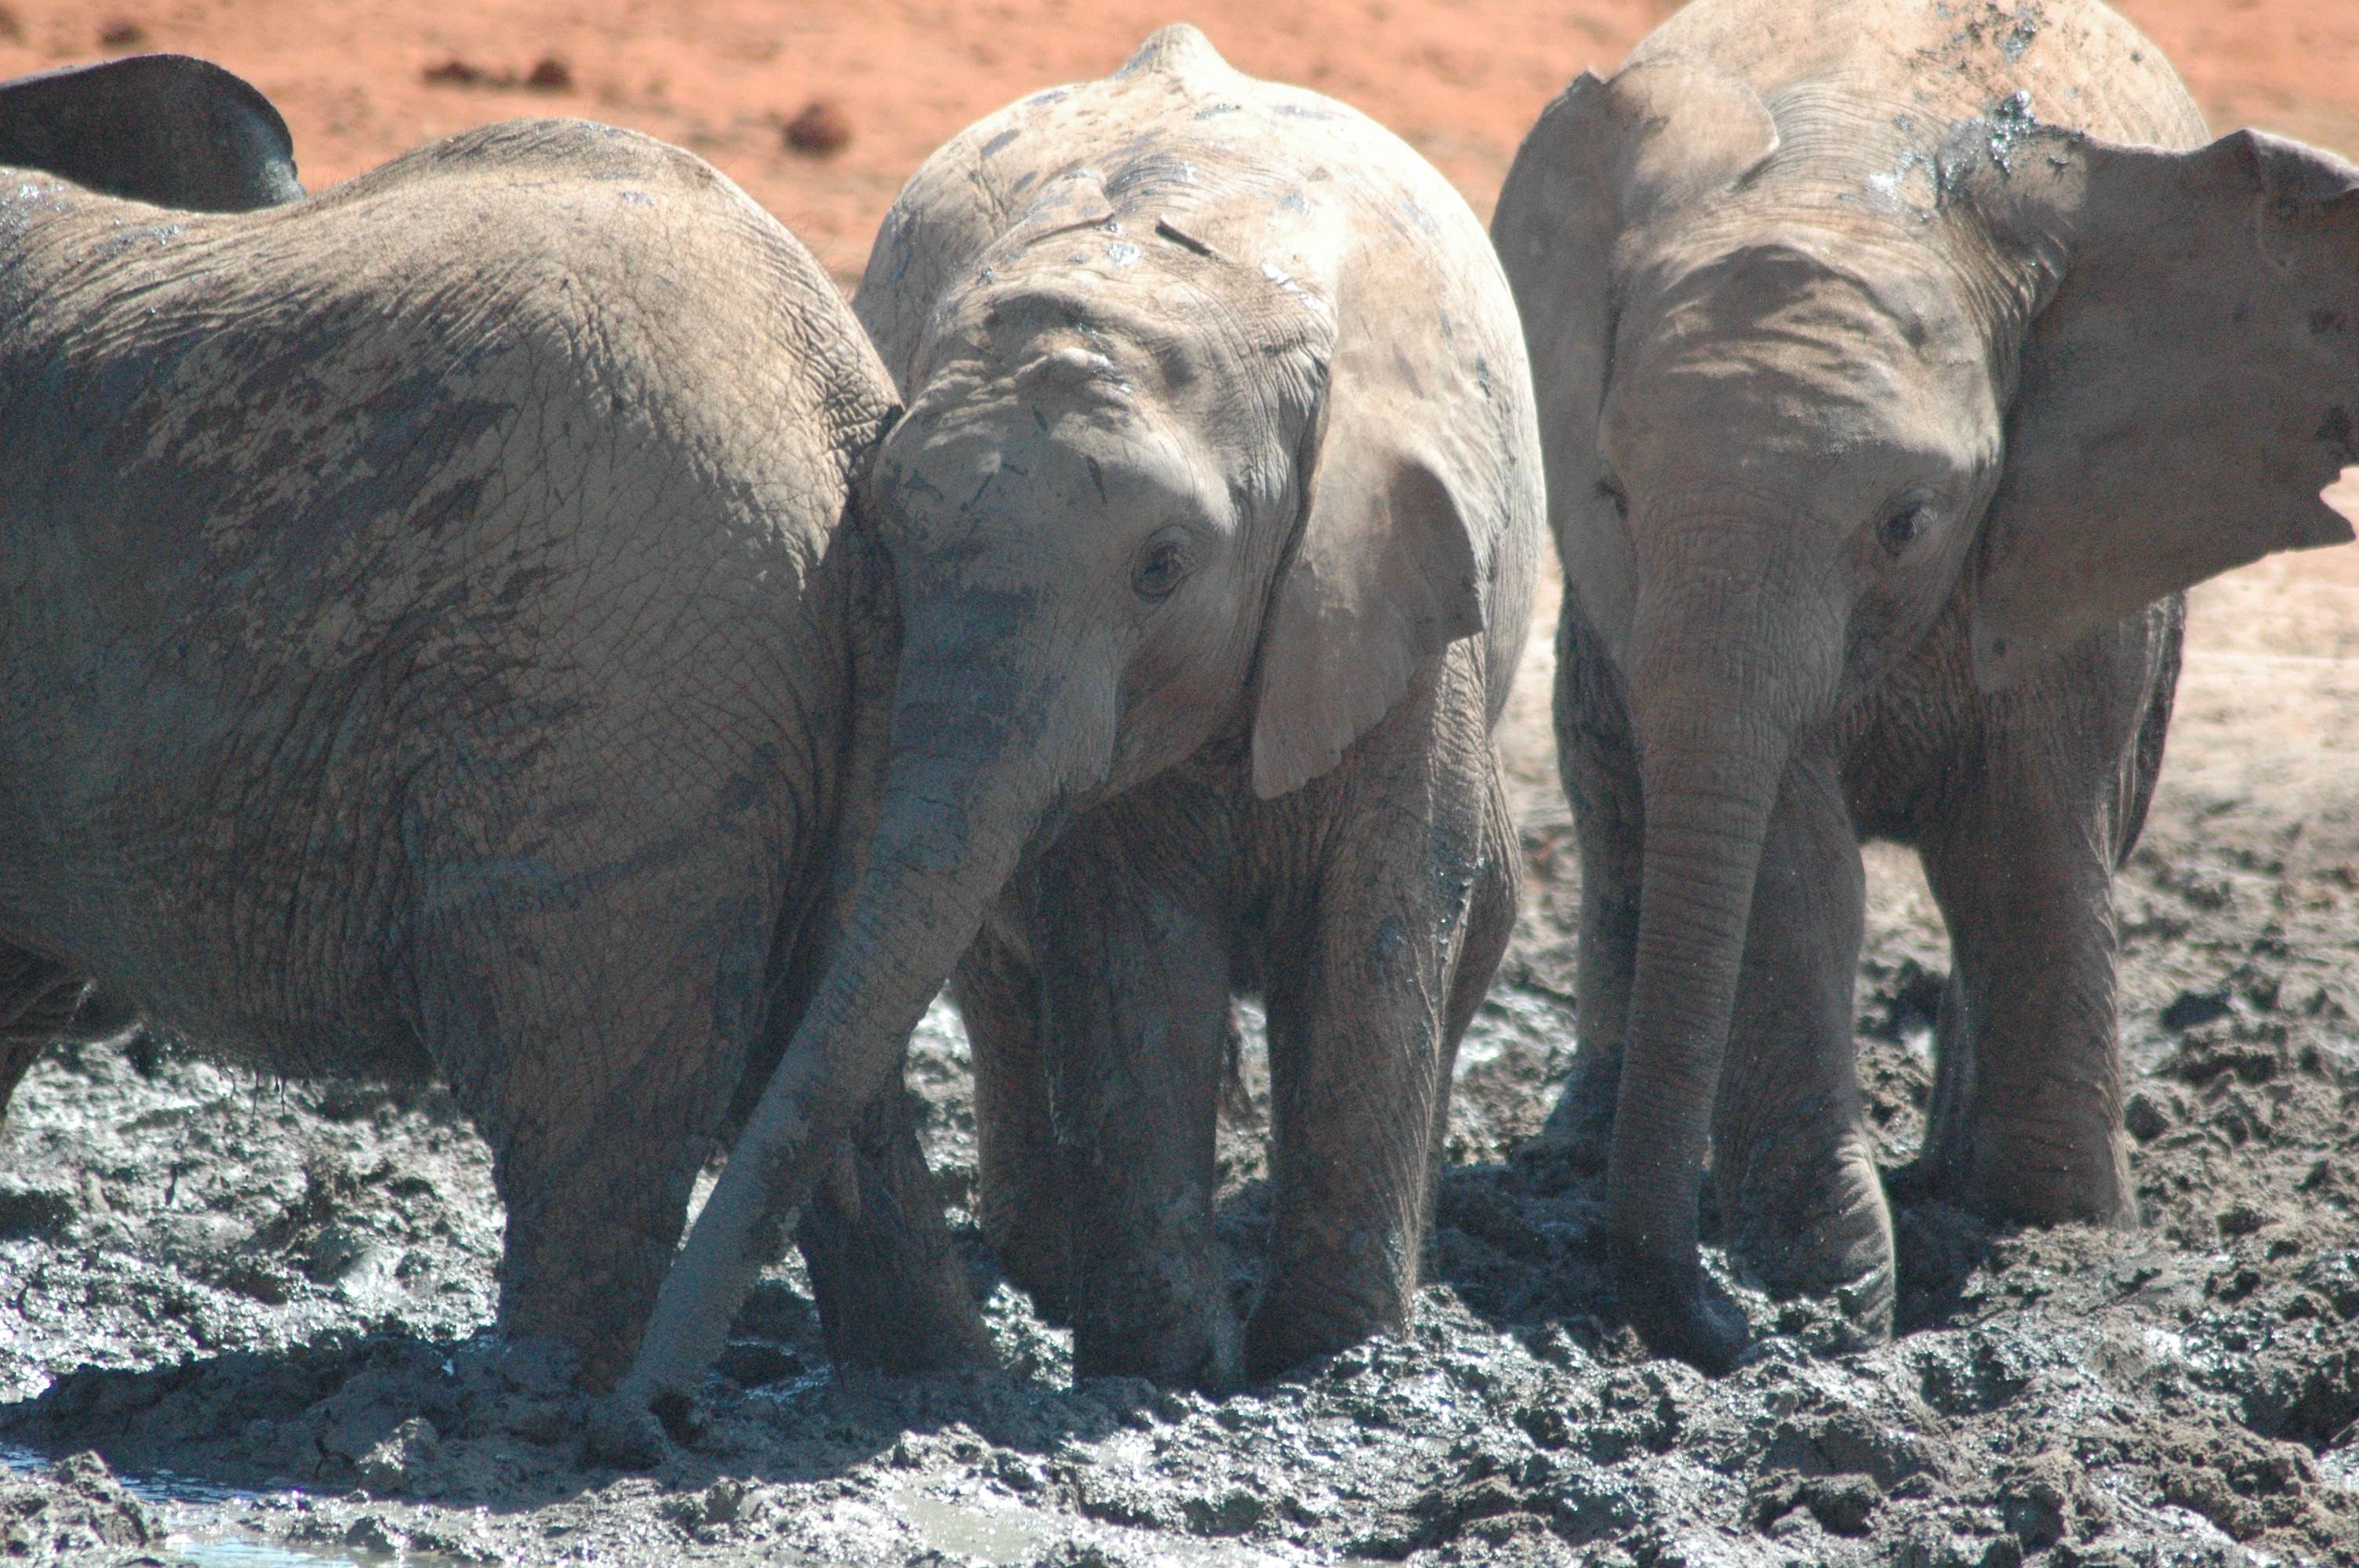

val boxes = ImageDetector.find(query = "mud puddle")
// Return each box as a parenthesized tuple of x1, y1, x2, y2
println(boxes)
(5, 792, 2359, 1563)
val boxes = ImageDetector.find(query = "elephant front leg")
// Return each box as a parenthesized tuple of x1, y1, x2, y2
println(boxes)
(1711, 744, 1892, 1340)
(1033, 808, 1242, 1392)
(1916, 751, 2133, 1228)
(796, 1079, 993, 1374)
(1247, 661, 1509, 1378)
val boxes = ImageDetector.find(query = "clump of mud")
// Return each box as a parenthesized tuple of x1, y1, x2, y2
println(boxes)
(5, 798, 2359, 1564)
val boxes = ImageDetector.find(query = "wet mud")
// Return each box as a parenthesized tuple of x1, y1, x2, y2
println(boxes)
(7, 648, 2359, 1566)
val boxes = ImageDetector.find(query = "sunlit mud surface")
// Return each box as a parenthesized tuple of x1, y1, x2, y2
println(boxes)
(9, 550, 2359, 1565)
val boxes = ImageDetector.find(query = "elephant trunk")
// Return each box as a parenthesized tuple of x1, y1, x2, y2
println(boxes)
(1605, 537, 1830, 1370)
(620, 633, 1103, 1408)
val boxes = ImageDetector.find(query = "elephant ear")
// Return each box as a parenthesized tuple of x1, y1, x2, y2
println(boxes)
(1247, 259, 1488, 800)
(1954, 124, 2359, 690)
(0, 54, 301, 212)
(1489, 60, 1779, 647)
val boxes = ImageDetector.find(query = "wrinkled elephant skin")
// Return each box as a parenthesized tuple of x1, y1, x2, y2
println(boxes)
(0, 87, 986, 1389)
(627, 24, 1546, 1400)
(1493, 0, 2359, 1366)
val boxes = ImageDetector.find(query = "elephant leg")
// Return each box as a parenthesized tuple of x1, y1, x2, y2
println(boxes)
(1246, 655, 1499, 1378)
(1536, 597, 1644, 1170)
(1032, 798, 1240, 1392)
(1710, 743, 1892, 1337)
(0, 943, 85, 1131)
(951, 917, 1070, 1319)
(416, 897, 754, 1391)
(1914, 748, 2133, 1227)
(796, 1078, 991, 1373)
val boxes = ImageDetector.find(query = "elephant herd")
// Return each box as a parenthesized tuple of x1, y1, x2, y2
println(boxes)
(0, 0, 2354, 1433)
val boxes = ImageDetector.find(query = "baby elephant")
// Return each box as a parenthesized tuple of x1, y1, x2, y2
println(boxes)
(629, 25, 1544, 1399)
(0, 59, 982, 1388)
(1493, 0, 2359, 1367)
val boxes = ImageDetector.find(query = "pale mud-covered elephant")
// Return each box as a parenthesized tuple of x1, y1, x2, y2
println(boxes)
(0, 58, 989, 1388)
(627, 24, 1544, 1399)
(1492, 0, 2359, 1367)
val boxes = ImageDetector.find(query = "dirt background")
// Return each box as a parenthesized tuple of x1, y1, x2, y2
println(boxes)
(7, 0, 2359, 1564)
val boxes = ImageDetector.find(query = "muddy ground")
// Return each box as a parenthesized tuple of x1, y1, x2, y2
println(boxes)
(7, 0, 2359, 1563)
(3, 543, 2359, 1566)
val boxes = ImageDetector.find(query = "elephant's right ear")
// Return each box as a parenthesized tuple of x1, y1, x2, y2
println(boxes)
(1490, 60, 1778, 644)
(1957, 125, 2359, 690)
(0, 54, 301, 212)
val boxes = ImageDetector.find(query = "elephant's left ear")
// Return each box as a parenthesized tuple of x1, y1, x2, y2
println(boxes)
(1957, 124, 2359, 691)
(1248, 257, 1503, 799)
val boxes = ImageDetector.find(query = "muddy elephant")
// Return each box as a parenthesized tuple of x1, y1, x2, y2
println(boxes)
(626, 24, 1545, 1400)
(1490, 0, 2359, 1367)
(0, 60, 988, 1388)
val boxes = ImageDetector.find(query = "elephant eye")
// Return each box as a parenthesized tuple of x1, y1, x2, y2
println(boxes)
(1596, 474, 1630, 521)
(1877, 503, 1929, 557)
(1132, 535, 1190, 603)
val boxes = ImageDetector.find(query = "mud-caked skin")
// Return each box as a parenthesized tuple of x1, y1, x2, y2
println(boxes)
(0, 116, 988, 1389)
(629, 24, 1544, 1400)
(1495, 0, 2359, 1367)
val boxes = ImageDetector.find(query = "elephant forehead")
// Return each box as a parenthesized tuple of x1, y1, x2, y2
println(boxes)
(885, 398, 1204, 535)
(1612, 237, 1989, 427)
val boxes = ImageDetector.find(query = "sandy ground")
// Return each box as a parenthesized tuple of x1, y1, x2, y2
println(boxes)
(0, 0, 2353, 281)
(5, 1, 2359, 1564)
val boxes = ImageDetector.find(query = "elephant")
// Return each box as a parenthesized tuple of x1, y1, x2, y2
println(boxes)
(0, 53, 301, 211)
(0, 59, 990, 1389)
(1490, 0, 2359, 1367)
(623, 23, 1545, 1401)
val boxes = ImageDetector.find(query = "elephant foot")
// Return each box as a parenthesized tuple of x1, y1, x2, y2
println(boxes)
(1068, 1225, 1242, 1392)
(984, 1214, 1074, 1325)
(1528, 1042, 1622, 1176)
(1244, 1276, 1404, 1381)
(798, 1089, 994, 1375)
(1921, 1112, 2135, 1231)
(1611, 1236, 1746, 1374)
(1074, 1299, 1242, 1395)
(1719, 1129, 1896, 1345)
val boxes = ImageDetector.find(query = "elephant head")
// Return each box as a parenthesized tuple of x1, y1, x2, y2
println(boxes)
(1494, 57, 2359, 1366)
(0, 54, 300, 210)
(620, 24, 1532, 1403)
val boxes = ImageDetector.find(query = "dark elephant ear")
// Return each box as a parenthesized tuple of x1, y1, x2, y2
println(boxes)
(1954, 124, 2359, 690)
(1490, 60, 1778, 644)
(0, 53, 301, 211)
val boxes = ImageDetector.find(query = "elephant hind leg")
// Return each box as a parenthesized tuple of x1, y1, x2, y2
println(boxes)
(415, 896, 756, 1391)
(0, 943, 121, 1133)
(953, 920, 1072, 1322)
(1534, 597, 1645, 1173)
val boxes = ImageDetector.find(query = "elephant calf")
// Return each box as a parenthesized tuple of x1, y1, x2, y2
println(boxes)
(628, 24, 1546, 1399)
(0, 60, 984, 1388)
(1493, 0, 2359, 1366)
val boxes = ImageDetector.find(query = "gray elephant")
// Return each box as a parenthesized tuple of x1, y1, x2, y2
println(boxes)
(1491, 0, 2359, 1367)
(0, 60, 986, 1388)
(625, 24, 1544, 1399)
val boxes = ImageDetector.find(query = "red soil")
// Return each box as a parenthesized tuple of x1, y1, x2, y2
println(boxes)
(4, 0, 2352, 285)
